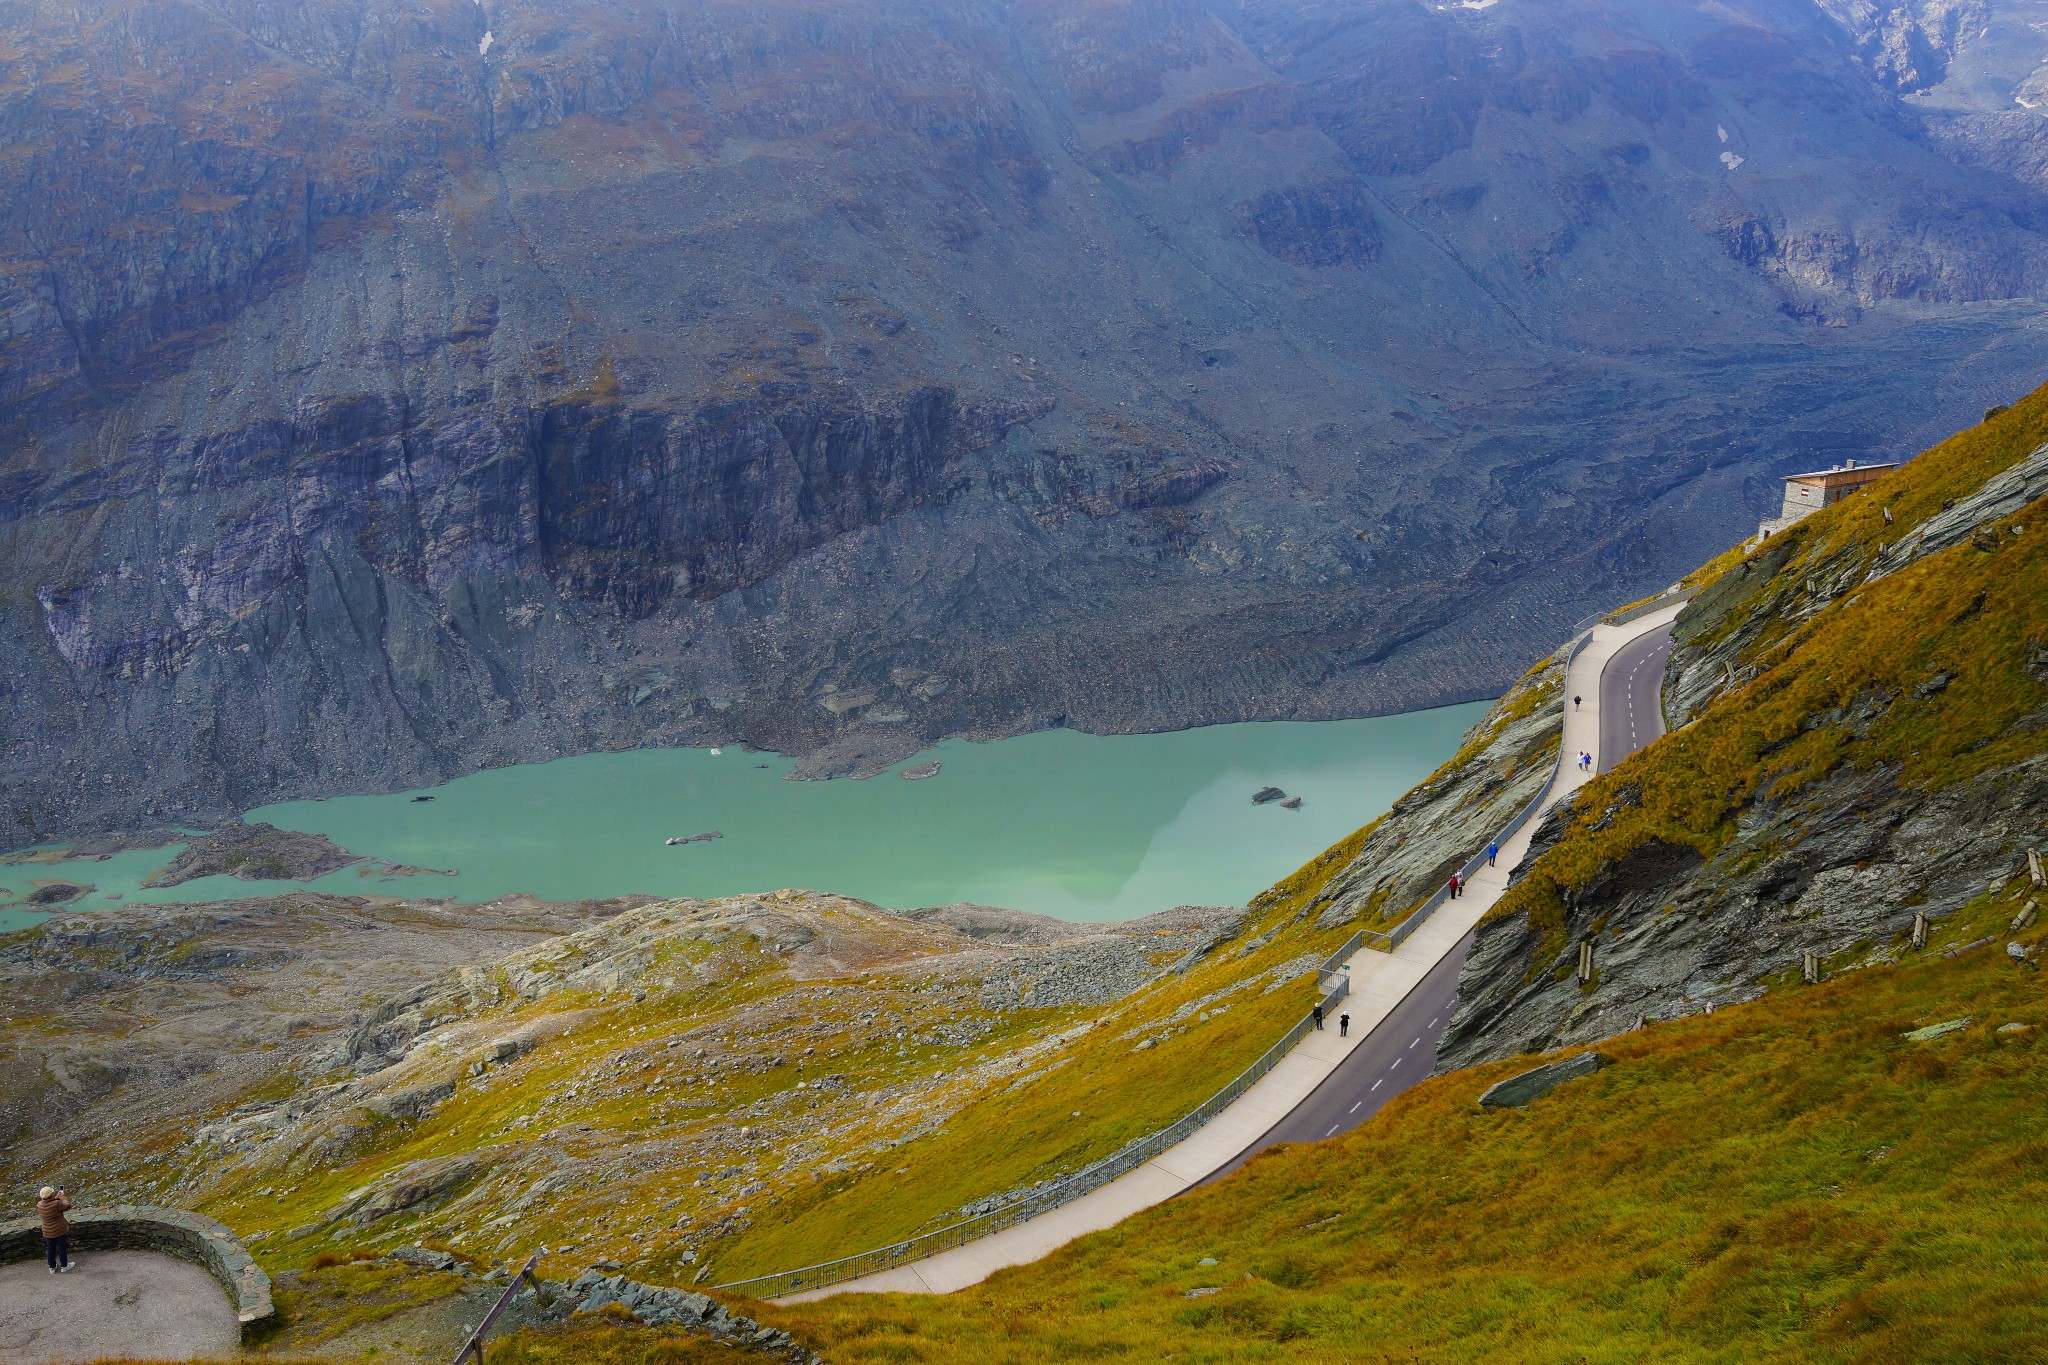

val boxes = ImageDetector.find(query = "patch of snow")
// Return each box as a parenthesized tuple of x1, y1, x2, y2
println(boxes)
(479, 30, 494, 56)
(1719, 150, 1745, 170)
(1461, 0, 1499, 8)
(1717, 124, 1729, 143)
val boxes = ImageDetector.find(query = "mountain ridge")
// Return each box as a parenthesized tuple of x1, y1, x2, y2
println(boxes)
(12, 0, 2048, 843)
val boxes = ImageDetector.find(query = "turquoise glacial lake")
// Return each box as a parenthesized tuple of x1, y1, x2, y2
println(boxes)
(0, 703, 1485, 930)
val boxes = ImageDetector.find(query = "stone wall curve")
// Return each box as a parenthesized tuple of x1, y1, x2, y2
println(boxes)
(0, 1204, 274, 1339)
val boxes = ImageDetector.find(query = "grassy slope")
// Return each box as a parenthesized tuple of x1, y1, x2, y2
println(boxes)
(1491, 383, 2048, 969)
(754, 887, 2048, 1363)
(195, 894, 1363, 1287)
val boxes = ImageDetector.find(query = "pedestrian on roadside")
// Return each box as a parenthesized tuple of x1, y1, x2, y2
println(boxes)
(1573, 695, 1581, 711)
(37, 1185, 71, 1274)
(1487, 841, 1498, 867)
(1446, 874, 1460, 900)
(1312, 1004, 1324, 1031)
(1339, 1013, 1351, 1037)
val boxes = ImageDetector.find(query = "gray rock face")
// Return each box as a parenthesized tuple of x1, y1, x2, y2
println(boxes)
(1301, 646, 1569, 934)
(1441, 754, 2048, 1070)
(1477, 1051, 1612, 1109)
(551, 1270, 821, 1364)
(10, 0, 2048, 840)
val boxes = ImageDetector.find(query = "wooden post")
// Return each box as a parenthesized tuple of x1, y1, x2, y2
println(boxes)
(2030, 849, 2043, 887)
(1802, 950, 1820, 984)
(1576, 940, 1593, 984)
(1912, 912, 1929, 950)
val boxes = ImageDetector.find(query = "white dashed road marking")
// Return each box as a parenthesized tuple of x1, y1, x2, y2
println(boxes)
(1371, 1079, 1382, 1090)
(1350, 1102, 1362, 1113)
(1327, 1124, 1341, 1137)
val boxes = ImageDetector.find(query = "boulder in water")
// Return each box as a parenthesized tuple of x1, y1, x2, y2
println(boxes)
(1252, 787, 1287, 805)
(902, 761, 941, 781)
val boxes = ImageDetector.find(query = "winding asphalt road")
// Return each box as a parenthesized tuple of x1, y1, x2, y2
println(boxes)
(776, 602, 1692, 1302)
(1599, 622, 1674, 773)
(1201, 927, 1474, 1181)
(1206, 618, 1678, 1175)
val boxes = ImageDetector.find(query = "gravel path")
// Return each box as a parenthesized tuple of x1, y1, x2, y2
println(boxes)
(0, 1249, 238, 1363)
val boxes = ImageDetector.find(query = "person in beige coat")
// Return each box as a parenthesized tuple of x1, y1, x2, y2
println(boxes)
(37, 1186, 72, 1274)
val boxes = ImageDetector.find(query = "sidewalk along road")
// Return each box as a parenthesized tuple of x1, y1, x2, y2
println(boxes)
(773, 599, 1690, 1303)
(1197, 928, 1474, 1180)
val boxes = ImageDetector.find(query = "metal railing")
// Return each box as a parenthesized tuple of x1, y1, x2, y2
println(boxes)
(714, 979, 1350, 1301)
(450, 1250, 540, 1364)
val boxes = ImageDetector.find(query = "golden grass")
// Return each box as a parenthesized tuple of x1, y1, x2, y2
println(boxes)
(1487, 386, 2048, 942)
(752, 903, 2048, 1363)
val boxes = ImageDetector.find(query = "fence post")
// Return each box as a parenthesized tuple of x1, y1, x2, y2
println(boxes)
(1802, 950, 1820, 984)
(1576, 941, 1593, 984)
(1911, 912, 1928, 950)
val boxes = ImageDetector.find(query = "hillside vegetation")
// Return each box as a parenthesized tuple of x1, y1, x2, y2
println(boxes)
(1441, 385, 2048, 1067)
(750, 892, 2047, 1362)
(738, 387, 2048, 1361)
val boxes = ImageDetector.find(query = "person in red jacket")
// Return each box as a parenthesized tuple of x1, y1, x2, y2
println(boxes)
(37, 1186, 72, 1274)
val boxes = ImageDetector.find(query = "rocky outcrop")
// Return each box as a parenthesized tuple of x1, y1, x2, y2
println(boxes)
(1293, 646, 1568, 934)
(1476, 1051, 1612, 1109)
(144, 822, 363, 886)
(1441, 758, 2048, 1068)
(548, 1270, 821, 1363)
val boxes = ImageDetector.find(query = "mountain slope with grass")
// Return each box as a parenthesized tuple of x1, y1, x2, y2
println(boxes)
(1441, 387, 2048, 1068)
(731, 393, 2048, 1363)
(755, 899, 2046, 1363)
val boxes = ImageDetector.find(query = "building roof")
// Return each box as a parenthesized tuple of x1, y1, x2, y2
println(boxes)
(1781, 461, 1896, 484)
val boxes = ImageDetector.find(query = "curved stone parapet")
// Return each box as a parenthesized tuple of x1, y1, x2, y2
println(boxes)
(0, 1205, 274, 1339)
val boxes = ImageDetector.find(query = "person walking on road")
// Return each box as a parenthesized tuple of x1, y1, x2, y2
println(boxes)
(1312, 1004, 1324, 1031)
(1487, 841, 1498, 867)
(1446, 874, 1461, 900)
(1339, 1013, 1351, 1037)
(37, 1185, 71, 1274)
(1573, 695, 1581, 711)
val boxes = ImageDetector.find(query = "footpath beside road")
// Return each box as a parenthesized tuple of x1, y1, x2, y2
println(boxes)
(777, 600, 1688, 1303)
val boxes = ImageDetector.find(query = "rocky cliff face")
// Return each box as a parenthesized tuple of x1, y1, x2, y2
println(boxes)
(1437, 397, 2048, 1069)
(12, 0, 2048, 840)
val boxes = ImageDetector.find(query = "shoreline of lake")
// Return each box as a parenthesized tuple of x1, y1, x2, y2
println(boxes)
(0, 702, 1487, 931)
